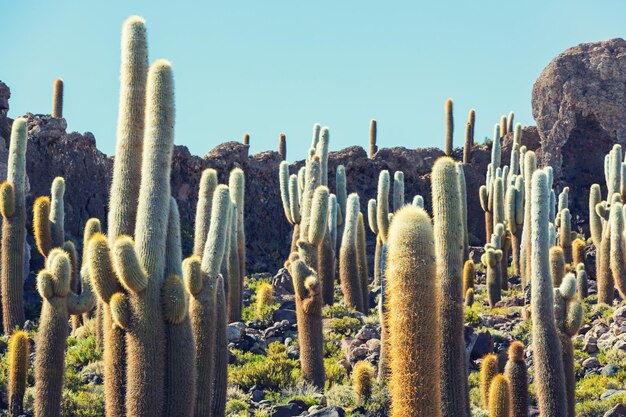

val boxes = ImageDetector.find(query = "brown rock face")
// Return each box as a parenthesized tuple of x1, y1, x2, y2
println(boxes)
(532, 38, 626, 223)
(0, 81, 9, 141)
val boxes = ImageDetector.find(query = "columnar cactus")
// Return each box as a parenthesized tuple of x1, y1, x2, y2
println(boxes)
(463, 118, 472, 163)
(211, 276, 228, 417)
(50, 176, 65, 247)
(559, 208, 573, 263)
(481, 353, 499, 408)
(445, 98, 453, 156)
(186, 184, 230, 415)
(609, 202, 626, 299)
(520, 151, 537, 288)
(369, 119, 377, 158)
(576, 264, 588, 299)
(387, 206, 440, 416)
(367, 198, 382, 286)
(7, 330, 29, 416)
(243, 132, 250, 146)
(392, 171, 404, 212)
(457, 163, 470, 260)
(488, 375, 512, 417)
(432, 157, 470, 417)
(465, 288, 474, 306)
(229, 167, 246, 321)
(506, 175, 524, 277)
(356, 213, 369, 312)
(194, 169, 218, 256)
(290, 258, 325, 388)
(0, 117, 27, 334)
(554, 274, 584, 417)
(340, 193, 363, 312)
(226, 201, 241, 322)
(504, 341, 528, 417)
(572, 238, 586, 267)
(35, 249, 96, 417)
(463, 259, 475, 295)
(353, 360, 375, 403)
(278, 133, 287, 160)
(163, 198, 196, 417)
(530, 169, 567, 416)
(550, 246, 566, 287)
(318, 194, 336, 306)
(52, 77, 64, 118)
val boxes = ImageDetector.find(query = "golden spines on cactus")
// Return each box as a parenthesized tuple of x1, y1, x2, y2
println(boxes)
(52, 77, 64, 118)
(8, 330, 29, 416)
(550, 246, 566, 287)
(387, 206, 440, 417)
(488, 374, 512, 417)
(256, 282, 274, 315)
(278, 132, 287, 160)
(33, 196, 52, 257)
(481, 354, 499, 408)
(463, 259, 475, 295)
(353, 360, 375, 403)
(290, 258, 325, 389)
(464, 288, 474, 306)
(0, 181, 15, 218)
(504, 341, 529, 417)
(572, 238, 586, 267)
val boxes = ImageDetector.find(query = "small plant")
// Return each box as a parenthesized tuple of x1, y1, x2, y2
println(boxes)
(352, 361, 375, 403)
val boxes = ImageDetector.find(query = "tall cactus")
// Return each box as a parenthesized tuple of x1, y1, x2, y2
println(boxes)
(432, 157, 470, 417)
(339, 193, 363, 312)
(193, 169, 218, 257)
(392, 171, 404, 212)
(278, 133, 287, 161)
(554, 274, 584, 417)
(530, 169, 567, 417)
(369, 119, 377, 158)
(559, 208, 573, 264)
(290, 258, 325, 389)
(367, 199, 381, 285)
(483, 247, 502, 307)
(457, 163, 470, 261)
(506, 176, 524, 277)
(387, 206, 440, 416)
(521, 151, 537, 288)
(52, 77, 64, 118)
(504, 341, 528, 417)
(356, 212, 369, 312)
(488, 375, 512, 417)
(550, 246, 566, 287)
(1, 117, 27, 334)
(7, 330, 29, 416)
(609, 202, 626, 299)
(319, 194, 336, 306)
(49, 176, 65, 247)
(445, 98, 453, 156)
(481, 354, 499, 408)
(229, 167, 246, 321)
(35, 249, 95, 417)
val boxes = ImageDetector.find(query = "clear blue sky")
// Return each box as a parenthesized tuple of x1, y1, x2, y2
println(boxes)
(2, 1, 625, 160)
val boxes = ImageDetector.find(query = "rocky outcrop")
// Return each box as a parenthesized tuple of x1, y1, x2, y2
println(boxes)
(532, 38, 626, 223)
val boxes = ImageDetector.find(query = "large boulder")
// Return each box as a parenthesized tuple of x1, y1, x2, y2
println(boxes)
(532, 38, 626, 223)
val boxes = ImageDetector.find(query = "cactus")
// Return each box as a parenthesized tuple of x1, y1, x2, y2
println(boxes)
(392, 171, 404, 212)
(163, 198, 196, 417)
(598, 212, 614, 304)
(530, 169, 568, 416)
(194, 169, 218, 256)
(488, 375, 512, 417)
(367, 199, 382, 286)
(353, 360, 375, 403)
(278, 133, 287, 160)
(387, 206, 440, 416)
(609, 202, 626, 299)
(229, 167, 246, 321)
(1, 117, 28, 334)
(483, 248, 501, 307)
(33, 196, 52, 258)
(290, 258, 325, 388)
(335, 164, 347, 254)
(50, 177, 65, 247)
(211, 276, 228, 417)
(550, 246, 566, 287)
(457, 163, 470, 260)
(35, 250, 95, 417)
(463, 259, 475, 295)
(520, 151, 537, 288)
(369, 119, 377, 158)
(432, 157, 470, 416)
(576, 264, 588, 299)
(7, 330, 29, 416)
(504, 341, 529, 417)
(225, 201, 241, 323)
(340, 193, 363, 312)
(445, 98, 453, 156)
(463, 121, 472, 163)
(356, 212, 369, 313)
(319, 194, 336, 306)
(52, 77, 64, 118)
(506, 175, 524, 277)
(554, 273, 584, 417)
(481, 354, 499, 408)
(465, 288, 474, 306)
(558, 187, 569, 212)
(377, 171, 390, 245)
(572, 238, 586, 267)
(559, 208, 573, 263)
(243, 132, 250, 146)
(412, 194, 424, 208)
(479, 184, 493, 243)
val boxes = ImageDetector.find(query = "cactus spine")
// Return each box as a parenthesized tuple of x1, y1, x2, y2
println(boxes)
(488, 375, 512, 417)
(7, 330, 29, 416)
(432, 157, 470, 417)
(353, 360, 375, 403)
(504, 341, 529, 417)
(530, 169, 567, 416)
(387, 206, 441, 416)
(1, 117, 27, 334)
(445, 98, 453, 156)
(290, 258, 325, 389)
(52, 77, 64, 118)
(369, 119, 377, 158)
(481, 354, 499, 408)
(340, 193, 363, 312)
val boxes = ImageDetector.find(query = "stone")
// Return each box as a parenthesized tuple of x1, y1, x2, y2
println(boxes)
(355, 323, 380, 341)
(470, 330, 494, 359)
(613, 305, 626, 325)
(272, 308, 296, 324)
(227, 322, 246, 343)
(532, 38, 626, 222)
(582, 357, 601, 369)
(604, 403, 626, 417)
(270, 403, 299, 417)
(307, 406, 345, 417)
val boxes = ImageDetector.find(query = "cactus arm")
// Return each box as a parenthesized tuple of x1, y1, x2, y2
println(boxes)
(376, 170, 390, 243)
(193, 169, 218, 256)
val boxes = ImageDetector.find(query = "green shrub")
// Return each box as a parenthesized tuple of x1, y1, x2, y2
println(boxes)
(60, 387, 105, 417)
(324, 357, 347, 389)
(229, 342, 298, 391)
(328, 316, 362, 337)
